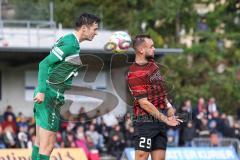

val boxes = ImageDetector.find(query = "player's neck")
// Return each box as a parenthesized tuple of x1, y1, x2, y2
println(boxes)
(74, 31, 84, 42)
(135, 56, 148, 65)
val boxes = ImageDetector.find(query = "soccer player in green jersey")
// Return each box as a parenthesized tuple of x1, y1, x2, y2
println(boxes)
(31, 13, 100, 160)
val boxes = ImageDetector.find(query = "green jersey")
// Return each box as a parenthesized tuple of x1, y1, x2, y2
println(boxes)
(37, 33, 82, 93)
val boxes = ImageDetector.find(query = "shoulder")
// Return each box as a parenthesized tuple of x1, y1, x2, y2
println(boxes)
(150, 61, 159, 68)
(128, 63, 135, 71)
(58, 33, 80, 49)
(128, 64, 148, 80)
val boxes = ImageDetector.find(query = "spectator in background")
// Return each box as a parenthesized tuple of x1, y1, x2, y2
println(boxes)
(86, 135, 95, 150)
(3, 105, 16, 122)
(207, 97, 218, 115)
(0, 125, 6, 148)
(210, 131, 220, 147)
(78, 107, 88, 121)
(210, 111, 224, 135)
(27, 117, 35, 128)
(16, 113, 29, 136)
(109, 124, 125, 146)
(2, 114, 17, 134)
(97, 118, 110, 149)
(178, 100, 193, 146)
(3, 126, 17, 148)
(16, 112, 24, 123)
(231, 121, 240, 139)
(124, 126, 134, 147)
(86, 124, 104, 151)
(27, 134, 36, 149)
(219, 113, 232, 137)
(108, 134, 124, 160)
(17, 125, 29, 148)
(28, 126, 35, 138)
(0, 111, 4, 123)
(55, 132, 64, 148)
(78, 116, 88, 129)
(180, 99, 194, 121)
(195, 97, 207, 116)
(197, 117, 209, 137)
(75, 126, 89, 158)
(181, 100, 193, 114)
(64, 132, 76, 148)
(62, 122, 76, 143)
(124, 113, 133, 131)
(167, 128, 179, 147)
(90, 119, 102, 135)
(182, 121, 196, 146)
(75, 126, 85, 142)
(16, 112, 28, 128)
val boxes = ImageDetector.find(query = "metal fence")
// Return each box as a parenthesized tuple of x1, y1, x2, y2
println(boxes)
(0, 20, 57, 47)
(192, 137, 240, 155)
(0, 1, 57, 47)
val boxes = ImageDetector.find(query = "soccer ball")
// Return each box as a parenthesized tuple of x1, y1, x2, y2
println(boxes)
(104, 31, 132, 53)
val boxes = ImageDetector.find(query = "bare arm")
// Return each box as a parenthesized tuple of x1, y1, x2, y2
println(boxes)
(138, 98, 181, 126)
(167, 107, 176, 117)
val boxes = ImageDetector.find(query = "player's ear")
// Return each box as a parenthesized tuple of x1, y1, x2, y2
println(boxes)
(82, 25, 87, 32)
(140, 47, 144, 54)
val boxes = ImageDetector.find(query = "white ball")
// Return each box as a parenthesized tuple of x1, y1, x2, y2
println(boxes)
(105, 31, 132, 53)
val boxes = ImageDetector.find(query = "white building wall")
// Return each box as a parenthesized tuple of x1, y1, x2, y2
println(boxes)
(1, 27, 114, 50)
(0, 65, 35, 116)
(0, 64, 127, 117)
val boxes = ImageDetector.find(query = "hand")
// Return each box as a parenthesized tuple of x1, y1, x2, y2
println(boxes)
(33, 92, 45, 104)
(165, 116, 183, 127)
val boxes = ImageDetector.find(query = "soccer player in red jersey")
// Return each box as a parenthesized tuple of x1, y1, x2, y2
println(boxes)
(127, 35, 182, 160)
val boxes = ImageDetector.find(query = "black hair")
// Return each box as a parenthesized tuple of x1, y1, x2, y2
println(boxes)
(75, 13, 100, 29)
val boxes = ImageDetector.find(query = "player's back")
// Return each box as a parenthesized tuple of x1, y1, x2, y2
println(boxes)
(47, 33, 82, 92)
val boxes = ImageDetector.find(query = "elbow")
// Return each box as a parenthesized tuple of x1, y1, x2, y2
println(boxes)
(140, 101, 148, 107)
(39, 59, 48, 69)
(138, 99, 149, 109)
(39, 61, 44, 68)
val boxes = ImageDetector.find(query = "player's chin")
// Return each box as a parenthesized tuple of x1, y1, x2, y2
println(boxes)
(151, 52, 155, 57)
(87, 36, 95, 41)
(86, 38, 92, 41)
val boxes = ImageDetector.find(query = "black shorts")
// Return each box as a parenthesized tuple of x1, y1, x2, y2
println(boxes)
(134, 121, 167, 152)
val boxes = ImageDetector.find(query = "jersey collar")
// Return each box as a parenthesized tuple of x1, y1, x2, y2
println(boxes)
(72, 32, 80, 42)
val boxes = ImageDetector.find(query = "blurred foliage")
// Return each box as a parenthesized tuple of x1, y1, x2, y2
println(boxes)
(160, 0, 240, 113)
(9, 0, 240, 114)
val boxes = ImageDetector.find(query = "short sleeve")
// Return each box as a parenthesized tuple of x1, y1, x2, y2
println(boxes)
(50, 45, 76, 61)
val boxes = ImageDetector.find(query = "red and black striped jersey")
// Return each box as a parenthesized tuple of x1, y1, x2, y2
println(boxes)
(127, 60, 167, 117)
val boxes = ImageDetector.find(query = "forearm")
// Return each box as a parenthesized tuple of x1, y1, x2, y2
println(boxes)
(167, 107, 175, 117)
(37, 60, 49, 93)
(139, 100, 168, 123)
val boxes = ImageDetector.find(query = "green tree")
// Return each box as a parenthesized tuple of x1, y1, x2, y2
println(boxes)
(157, 0, 240, 114)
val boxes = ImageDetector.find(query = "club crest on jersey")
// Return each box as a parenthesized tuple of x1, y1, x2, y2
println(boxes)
(150, 70, 162, 82)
